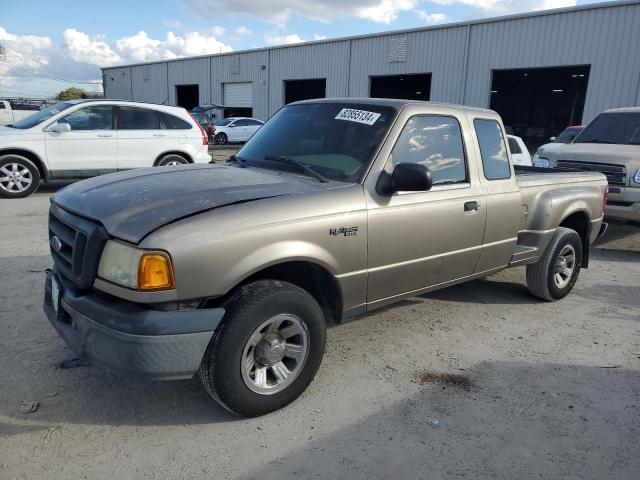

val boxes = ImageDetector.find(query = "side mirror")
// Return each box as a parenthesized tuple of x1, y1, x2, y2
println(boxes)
(48, 123, 71, 133)
(376, 162, 433, 195)
(228, 124, 236, 128)
(549, 136, 556, 141)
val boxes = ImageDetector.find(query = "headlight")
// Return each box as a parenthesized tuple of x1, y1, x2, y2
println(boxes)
(98, 240, 175, 291)
(634, 168, 640, 184)
(534, 158, 551, 168)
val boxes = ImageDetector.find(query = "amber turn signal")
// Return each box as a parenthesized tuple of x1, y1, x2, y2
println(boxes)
(138, 252, 175, 291)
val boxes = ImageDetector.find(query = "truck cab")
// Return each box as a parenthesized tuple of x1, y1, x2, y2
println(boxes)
(0, 100, 39, 126)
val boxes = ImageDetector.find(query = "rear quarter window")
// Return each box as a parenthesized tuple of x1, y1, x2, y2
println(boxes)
(474, 119, 511, 180)
(159, 112, 192, 129)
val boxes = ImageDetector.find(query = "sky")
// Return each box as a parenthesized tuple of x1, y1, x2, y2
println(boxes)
(0, 0, 610, 98)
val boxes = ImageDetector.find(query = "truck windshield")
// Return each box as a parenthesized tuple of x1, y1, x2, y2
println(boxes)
(574, 112, 640, 145)
(235, 103, 397, 183)
(8, 102, 75, 129)
(553, 126, 583, 143)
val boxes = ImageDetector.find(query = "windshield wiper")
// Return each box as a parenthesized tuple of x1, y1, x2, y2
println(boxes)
(264, 155, 328, 183)
(584, 139, 617, 144)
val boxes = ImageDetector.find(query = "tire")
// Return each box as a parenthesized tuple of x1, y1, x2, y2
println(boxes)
(214, 133, 228, 145)
(199, 280, 326, 417)
(526, 227, 583, 301)
(0, 155, 41, 199)
(156, 154, 189, 166)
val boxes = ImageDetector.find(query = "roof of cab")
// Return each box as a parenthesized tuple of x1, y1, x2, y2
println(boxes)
(290, 97, 496, 115)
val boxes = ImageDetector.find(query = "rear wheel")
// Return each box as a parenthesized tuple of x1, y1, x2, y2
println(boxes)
(214, 133, 228, 145)
(526, 227, 582, 301)
(0, 155, 40, 198)
(199, 280, 326, 417)
(156, 154, 189, 166)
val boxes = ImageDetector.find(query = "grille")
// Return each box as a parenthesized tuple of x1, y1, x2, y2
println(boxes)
(49, 203, 108, 289)
(556, 160, 627, 186)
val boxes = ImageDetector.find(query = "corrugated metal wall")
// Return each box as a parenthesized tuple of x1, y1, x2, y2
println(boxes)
(167, 57, 211, 106)
(349, 26, 468, 103)
(103, 1, 640, 123)
(131, 62, 168, 104)
(268, 41, 350, 110)
(211, 50, 269, 119)
(103, 67, 133, 100)
(464, 2, 640, 122)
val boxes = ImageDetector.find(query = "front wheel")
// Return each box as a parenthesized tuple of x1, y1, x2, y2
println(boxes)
(199, 280, 326, 417)
(214, 133, 228, 145)
(0, 155, 41, 198)
(526, 227, 583, 301)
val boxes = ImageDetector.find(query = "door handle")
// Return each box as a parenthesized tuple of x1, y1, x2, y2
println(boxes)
(464, 201, 479, 212)
(97, 133, 113, 137)
(153, 133, 168, 137)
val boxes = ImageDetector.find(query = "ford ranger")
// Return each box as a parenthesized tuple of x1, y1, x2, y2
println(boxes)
(43, 99, 608, 416)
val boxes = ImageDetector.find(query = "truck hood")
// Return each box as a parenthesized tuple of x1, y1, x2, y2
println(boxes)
(543, 143, 640, 171)
(52, 164, 327, 244)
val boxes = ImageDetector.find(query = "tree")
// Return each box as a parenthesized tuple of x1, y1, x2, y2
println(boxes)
(55, 87, 85, 100)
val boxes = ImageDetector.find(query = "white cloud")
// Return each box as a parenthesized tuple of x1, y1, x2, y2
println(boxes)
(181, 0, 418, 24)
(235, 26, 253, 36)
(65, 29, 233, 65)
(430, 0, 576, 14)
(63, 29, 123, 66)
(0, 26, 233, 97)
(210, 26, 226, 37)
(265, 33, 305, 45)
(314, 34, 328, 40)
(358, 0, 417, 23)
(416, 11, 447, 24)
(0, 27, 52, 71)
(163, 19, 183, 29)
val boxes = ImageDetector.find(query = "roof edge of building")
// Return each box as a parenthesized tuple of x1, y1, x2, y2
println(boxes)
(101, 0, 640, 71)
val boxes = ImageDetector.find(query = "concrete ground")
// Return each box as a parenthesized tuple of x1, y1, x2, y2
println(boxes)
(0, 184, 638, 480)
(208, 144, 240, 163)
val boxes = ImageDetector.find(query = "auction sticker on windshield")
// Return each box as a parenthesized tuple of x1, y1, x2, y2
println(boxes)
(335, 108, 381, 126)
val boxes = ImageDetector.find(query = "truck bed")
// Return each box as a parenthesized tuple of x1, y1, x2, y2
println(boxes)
(509, 167, 608, 267)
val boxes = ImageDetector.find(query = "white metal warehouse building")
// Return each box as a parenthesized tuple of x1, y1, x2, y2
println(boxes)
(102, 0, 640, 148)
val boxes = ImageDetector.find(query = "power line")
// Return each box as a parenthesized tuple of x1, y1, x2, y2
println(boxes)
(0, 85, 57, 97)
(3, 58, 101, 86)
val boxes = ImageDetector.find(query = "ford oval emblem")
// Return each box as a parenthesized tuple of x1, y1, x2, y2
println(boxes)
(51, 236, 62, 252)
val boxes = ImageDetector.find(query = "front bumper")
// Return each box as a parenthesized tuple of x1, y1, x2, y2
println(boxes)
(605, 186, 640, 222)
(43, 270, 225, 380)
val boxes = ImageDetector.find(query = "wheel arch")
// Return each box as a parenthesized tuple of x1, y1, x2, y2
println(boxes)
(206, 260, 344, 324)
(0, 148, 49, 181)
(153, 151, 193, 166)
(558, 210, 591, 268)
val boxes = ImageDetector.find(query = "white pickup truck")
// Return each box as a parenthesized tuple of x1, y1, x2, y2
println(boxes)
(0, 100, 39, 126)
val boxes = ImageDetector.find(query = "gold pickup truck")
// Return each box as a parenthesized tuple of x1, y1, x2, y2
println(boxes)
(43, 99, 608, 416)
(535, 107, 640, 222)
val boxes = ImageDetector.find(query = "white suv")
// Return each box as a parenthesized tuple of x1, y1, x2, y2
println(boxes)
(0, 100, 211, 198)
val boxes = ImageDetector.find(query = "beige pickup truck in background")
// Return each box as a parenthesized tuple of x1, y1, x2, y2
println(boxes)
(535, 107, 640, 222)
(43, 99, 608, 416)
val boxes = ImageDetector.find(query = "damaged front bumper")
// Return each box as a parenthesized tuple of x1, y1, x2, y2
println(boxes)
(43, 270, 224, 380)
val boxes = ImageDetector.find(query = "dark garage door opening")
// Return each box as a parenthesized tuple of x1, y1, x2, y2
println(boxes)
(370, 73, 431, 101)
(284, 79, 326, 105)
(490, 65, 590, 151)
(176, 84, 200, 111)
(223, 107, 253, 118)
